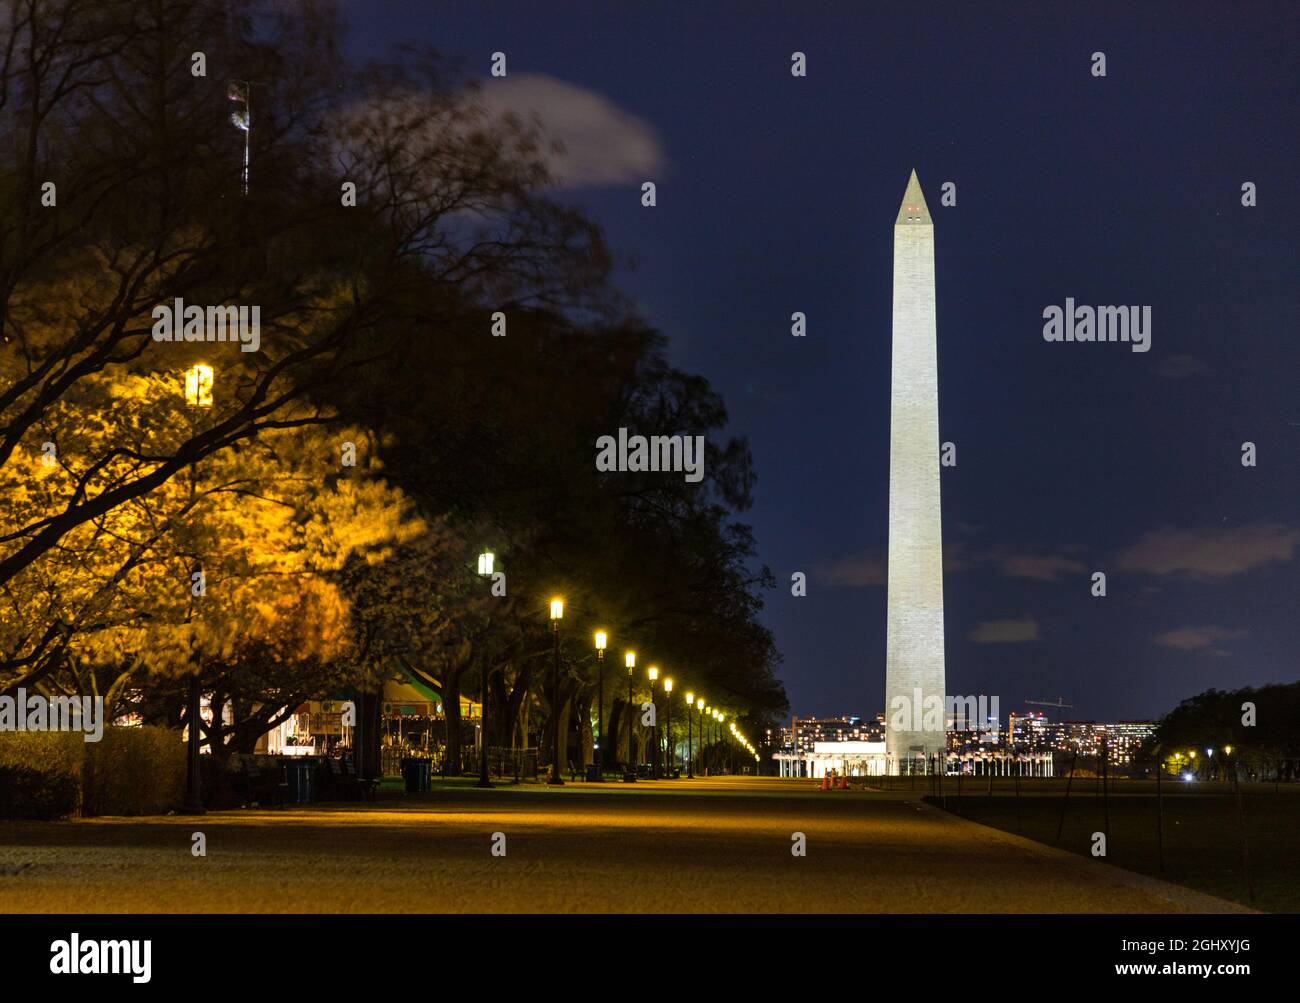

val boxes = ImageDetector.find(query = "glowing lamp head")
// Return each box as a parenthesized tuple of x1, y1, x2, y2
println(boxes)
(686, 692, 695, 706)
(594, 630, 607, 652)
(1224, 745, 1233, 755)
(647, 666, 659, 682)
(183, 364, 214, 408)
(549, 598, 564, 621)
(477, 550, 495, 576)
(663, 677, 673, 694)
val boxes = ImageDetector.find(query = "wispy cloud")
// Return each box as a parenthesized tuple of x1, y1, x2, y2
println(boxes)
(816, 522, 1296, 593)
(967, 617, 1040, 644)
(1151, 354, 1210, 380)
(1154, 625, 1247, 654)
(475, 74, 665, 188)
(814, 545, 968, 587)
(995, 551, 1086, 581)
(1114, 522, 1300, 580)
(815, 549, 886, 587)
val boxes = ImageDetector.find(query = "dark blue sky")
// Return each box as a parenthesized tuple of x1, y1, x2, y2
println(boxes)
(348, 2, 1299, 721)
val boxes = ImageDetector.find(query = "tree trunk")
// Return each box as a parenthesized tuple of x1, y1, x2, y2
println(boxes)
(358, 689, 382, 780)
(556, 682, 573, 773)
(574, 686, 593, 767)
(610, 697, 637, 767)
(502, 662, 535, 750)
(442, 668, 464, 775)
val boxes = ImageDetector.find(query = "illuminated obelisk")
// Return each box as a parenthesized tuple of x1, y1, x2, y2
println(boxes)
(885, 169, 946, 773)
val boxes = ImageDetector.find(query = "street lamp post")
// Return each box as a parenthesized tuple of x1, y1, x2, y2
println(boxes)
(713, 710, 722, 774)
(647, 666, 659, 779)
(704, 709, 711, 773)
(663, 678, 673, 777)
(180, 364, 213, 815)
(548, 598, 564, 785)
(685, 692, 695, 779)
(624, 651, 635, 775)
(475, 549, 495, 789)
(594, 631, 607, 779)
(702, 696, 712, 774)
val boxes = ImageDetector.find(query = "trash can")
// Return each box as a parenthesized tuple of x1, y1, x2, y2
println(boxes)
(402, 757, 431, 793)
(280, 758, 313, 803)
(585, 763, 600, 782)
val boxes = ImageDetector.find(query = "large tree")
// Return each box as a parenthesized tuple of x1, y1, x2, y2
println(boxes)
(0, 368, 423, 739)
(0, 0, 610, 592)
(331, 300, 788, 770)
(1, 0, 787, 771)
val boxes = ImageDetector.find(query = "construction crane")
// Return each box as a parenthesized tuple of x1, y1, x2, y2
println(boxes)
(1024, 697, 1074, 716)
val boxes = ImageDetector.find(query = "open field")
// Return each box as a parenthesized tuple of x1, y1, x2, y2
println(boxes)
(921, 778, 1300, 913)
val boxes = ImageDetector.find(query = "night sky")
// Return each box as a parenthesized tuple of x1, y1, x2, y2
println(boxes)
(347, 2, 1299, 722)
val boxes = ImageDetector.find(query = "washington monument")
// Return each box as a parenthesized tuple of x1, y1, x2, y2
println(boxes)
(885, 169, 946, 772)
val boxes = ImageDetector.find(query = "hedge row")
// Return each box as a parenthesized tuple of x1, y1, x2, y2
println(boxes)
(0, 726, 186, 819)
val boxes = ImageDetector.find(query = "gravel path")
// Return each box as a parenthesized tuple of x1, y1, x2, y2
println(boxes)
(0, 777, 1249, 913)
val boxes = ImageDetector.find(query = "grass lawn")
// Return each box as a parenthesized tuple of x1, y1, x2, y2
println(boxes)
(923, 779, 1300, 913)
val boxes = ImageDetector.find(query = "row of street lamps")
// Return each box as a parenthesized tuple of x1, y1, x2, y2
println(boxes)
(542, 594, 739, 784)
(175, 371, 751, 809)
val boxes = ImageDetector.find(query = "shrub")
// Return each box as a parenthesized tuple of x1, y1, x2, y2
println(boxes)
(0, 764, 80, 819)
(0, 726, 186, 818)
(83, 726, 186, 816)
(0, 732, 82, 819)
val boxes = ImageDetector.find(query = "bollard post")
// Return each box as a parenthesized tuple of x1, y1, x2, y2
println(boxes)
(1101, 737, 1110, 847)
(1014, 758, 1022, 833)
(1155, 751, 1165, 874)
(1056, 748, 1078, 844)
(1231, 754, 1255, 902)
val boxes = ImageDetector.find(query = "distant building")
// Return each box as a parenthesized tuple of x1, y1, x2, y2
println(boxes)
(776, 715, 885, 753)
(1040, 721, 1156, 765)
(773, 711, 1153, 778)
(947, 715, 1154, 774)
(774, 740, 888, 778)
